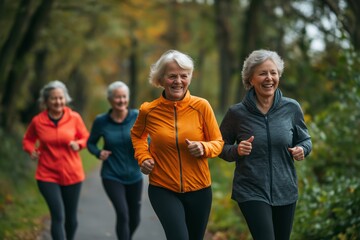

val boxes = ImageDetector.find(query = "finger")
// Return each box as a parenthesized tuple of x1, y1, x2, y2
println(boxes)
(246, 136, 255, 143)
(185, 139, 191, 145)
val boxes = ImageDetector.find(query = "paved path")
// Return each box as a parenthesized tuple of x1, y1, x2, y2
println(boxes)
(38, 167, 166, 240)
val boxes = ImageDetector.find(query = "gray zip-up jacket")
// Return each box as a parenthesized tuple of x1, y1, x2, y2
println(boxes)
(219, 88, 312, 206)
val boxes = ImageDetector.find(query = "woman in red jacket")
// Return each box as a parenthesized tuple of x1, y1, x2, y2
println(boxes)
(23, 80, 89, 240)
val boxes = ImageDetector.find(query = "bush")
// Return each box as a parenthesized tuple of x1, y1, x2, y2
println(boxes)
(0, 129, 47, 239)
(293, 173, 360, 240)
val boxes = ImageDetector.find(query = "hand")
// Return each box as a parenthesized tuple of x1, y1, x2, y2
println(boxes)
(288, 146, 304, 161)
(237, 136, 254, 156)
(141, 159, 155, 175)
(99, 150, 112, 161)
(69, 141, 80, 151)
(30, 150, 40, 161)
(185, 139, 204, 158)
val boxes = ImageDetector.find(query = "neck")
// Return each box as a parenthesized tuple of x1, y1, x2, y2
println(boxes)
(48, 111, 63, 119)
(255, 96, 273, 114)
(111, 109, 128, 123)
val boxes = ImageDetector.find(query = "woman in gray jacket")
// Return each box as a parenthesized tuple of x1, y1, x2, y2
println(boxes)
(219, 49, 312, 240)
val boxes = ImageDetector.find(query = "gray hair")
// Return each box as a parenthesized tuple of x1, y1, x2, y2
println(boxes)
(107, 81, 129, 99)
(242, 49, 284, 90)
(38, 80, 72, 109)
(149, 50, 194, 88)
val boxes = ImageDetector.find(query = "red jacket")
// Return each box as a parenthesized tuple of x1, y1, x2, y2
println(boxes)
(131, 91, 224, 193)
(23, 107, 89, 185)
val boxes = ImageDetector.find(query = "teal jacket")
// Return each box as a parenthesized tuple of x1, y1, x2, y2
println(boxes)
(87, 109, 142, 184)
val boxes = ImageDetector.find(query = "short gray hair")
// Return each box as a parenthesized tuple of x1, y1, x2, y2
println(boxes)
(107, 81, 129, 99)
(38, 80, 72, 109)
(242, 49, 284, 90)
(149, 50, 194, 88)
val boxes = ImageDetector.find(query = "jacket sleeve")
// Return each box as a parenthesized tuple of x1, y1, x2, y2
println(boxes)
(131, 104, 153, 165)
(219, 108, 240, 162)
(293, 105, 312, 157)
(87, 117, 102, 158)
(74, 113, 89, 150)
(200, 100, 224, 158)
(23, 119, 37, 154)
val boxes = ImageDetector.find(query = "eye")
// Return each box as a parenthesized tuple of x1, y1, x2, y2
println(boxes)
(180, 74, 189, 79)
(168, 74, 177, 80)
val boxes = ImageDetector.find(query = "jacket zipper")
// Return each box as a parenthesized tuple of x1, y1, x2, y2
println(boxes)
(265, 115, 273, 203)
(174, 105, 183, 192)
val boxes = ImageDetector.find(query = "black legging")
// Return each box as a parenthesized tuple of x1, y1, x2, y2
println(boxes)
(148, 185, 212, 240)
(37, 180, 82, 240)
(238, 201, 297, 240)
(102, 178, 143, 240)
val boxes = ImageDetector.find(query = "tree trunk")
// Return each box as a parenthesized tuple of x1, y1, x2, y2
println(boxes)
(129, 36, 138, 109)
(235, 0, 263, 103)
(20, 48, 48, 124)
(0, 0, 55, 130)
(0, 0, 34, 95)
(214, 0, 233, 113)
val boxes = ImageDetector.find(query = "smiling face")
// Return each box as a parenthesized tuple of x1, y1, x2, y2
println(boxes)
(109, 87, 129, 112)
(46, 88, 66, 115)
(161, 61, 191, 101)
(250, 59, 280, 99)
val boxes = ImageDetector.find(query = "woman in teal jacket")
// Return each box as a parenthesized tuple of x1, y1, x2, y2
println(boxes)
(219, 49, 312, 240)
(87, 81, 142, 240)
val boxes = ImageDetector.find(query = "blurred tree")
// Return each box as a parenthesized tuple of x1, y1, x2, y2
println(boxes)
(322, 0, 360, 51)
(214, 0, 234, 111)
(0, 0, 55, 131)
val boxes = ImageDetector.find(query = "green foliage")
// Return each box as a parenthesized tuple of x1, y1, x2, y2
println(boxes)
(0, 129, 47, 239)
(291, 49, 360, 239)
(293, 174, 360, 240)
(305, 50, 360, 180)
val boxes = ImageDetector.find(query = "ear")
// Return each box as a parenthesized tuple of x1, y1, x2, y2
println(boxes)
(159, 78, 164, 87)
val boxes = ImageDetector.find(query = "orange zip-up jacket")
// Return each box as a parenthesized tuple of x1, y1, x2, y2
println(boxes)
(131, 91, 224, 193)
(23, 107, 89, 185)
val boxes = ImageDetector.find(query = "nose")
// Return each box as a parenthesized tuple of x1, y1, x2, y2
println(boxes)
(174, 75, 181, 82)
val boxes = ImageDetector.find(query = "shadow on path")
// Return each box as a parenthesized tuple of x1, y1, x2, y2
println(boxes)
(38, 167, 166, 240)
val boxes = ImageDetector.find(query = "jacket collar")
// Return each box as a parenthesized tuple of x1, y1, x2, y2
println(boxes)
(107, 108, 134, 124)
(159, 90, 191, 109)
(243, 88, 282, 114)
(39, 106, 72, 125)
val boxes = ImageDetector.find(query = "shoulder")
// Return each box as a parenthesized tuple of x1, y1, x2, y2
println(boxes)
(229, 102, 245, 111)
(139, 98, 162, 113)
(281, 97, 302, 110)
(29, 111, 44, 125)
(189, 95, 212, 109)
(64, 107, 86, 124)
(93, 112, 108, 122)
(66, 107, 81, 117)
(225, 102, 246, 117)
(129, 109, 139, 119)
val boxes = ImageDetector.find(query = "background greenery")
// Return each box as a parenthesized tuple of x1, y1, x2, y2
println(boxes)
(1, 0, 359, 239)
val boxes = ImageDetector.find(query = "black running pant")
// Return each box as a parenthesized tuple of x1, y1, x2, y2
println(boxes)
(102, 178, 143, 240)
(238, 201, 297, 240)
(148, 185, 212, 240)
(37, 180, 82, 240)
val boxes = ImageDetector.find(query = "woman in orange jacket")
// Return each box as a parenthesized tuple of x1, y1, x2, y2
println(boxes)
(131, 50, 224, 240)
(23, 80, 89, 240)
